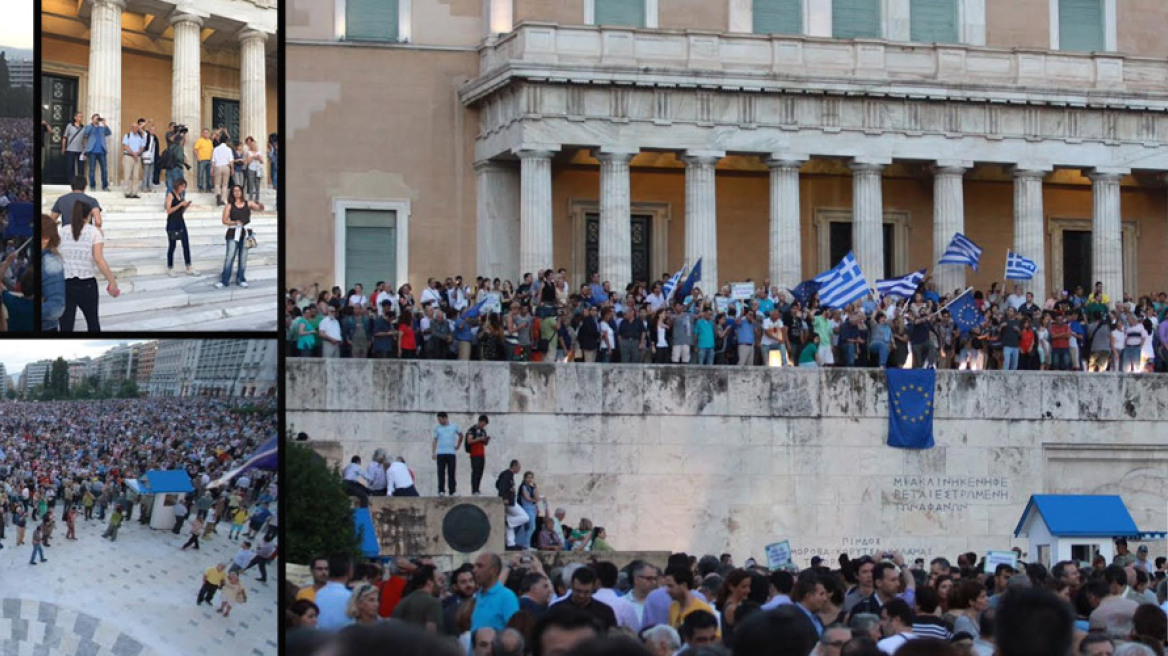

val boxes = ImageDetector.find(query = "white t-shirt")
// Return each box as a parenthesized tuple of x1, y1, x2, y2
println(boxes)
(58, 223, 103, 280)
(1110, 328, 1126, 352)
(646, 293, 666, 313)
(421, 287, 442, 307)
(319, 316, 342, 342)
(348, 294, 368, 308)
(877, 632, 917, 655)
(1006, 294, 1027, 310)
(762, 317, 783, 345)
(600, 321, 615, 350)
(211, 143, 234, 167)
(387, 462, 414, 490)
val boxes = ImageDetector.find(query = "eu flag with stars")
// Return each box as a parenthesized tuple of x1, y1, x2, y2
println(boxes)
(947, 290, 983, 335)
(886, 368, 935, 449)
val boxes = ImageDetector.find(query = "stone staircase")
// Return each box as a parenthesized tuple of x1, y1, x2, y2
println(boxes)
(42, 185, 278, 331)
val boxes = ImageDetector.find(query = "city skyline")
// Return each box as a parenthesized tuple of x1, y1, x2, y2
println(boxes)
(0, 340, 147, 374)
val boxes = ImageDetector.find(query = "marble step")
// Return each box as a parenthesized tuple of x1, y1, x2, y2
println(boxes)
(81, 277, 277, 319)
(103, 246, 277, 279)
(72, 294, 279, 332)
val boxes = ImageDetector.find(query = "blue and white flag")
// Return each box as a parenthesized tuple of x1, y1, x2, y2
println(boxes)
(876, 269, 926, 299)
(1005, 250, 1038, 280)
(813, 251, 870, 309)
(663, 264, 686, 302)
(461, 297, 490, 320)
(676, 258, 703, 302)
(938, 233, 983, 272)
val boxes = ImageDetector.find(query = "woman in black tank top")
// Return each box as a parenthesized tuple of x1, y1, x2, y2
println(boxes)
(165, 178, 197, 276)
(216, 184, 264, 289)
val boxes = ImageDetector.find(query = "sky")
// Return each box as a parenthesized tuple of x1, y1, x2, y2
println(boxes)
(0, 340, 146, 377)
(0, 0, 31, 51)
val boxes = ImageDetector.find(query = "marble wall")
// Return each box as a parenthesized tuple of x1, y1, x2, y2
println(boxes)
(288, 360, 1168, 565)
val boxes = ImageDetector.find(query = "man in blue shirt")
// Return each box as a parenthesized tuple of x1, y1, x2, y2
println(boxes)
(121, 120, 146, 198)
(82, 114, 112, 191)
(315, 553, 355, 631)
(431, 412, 463, 496)
(471, 552, 519, 632)
(792, 576, 827, 636)
(694, 308, 715, 365)
(734, 309, 756, 366)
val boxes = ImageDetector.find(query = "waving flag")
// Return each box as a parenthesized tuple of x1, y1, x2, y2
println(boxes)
(207, 436, 278, 488)
(663, 264, 687, 303)
(787, 279, 821, 306)
(813, 252, 870, 309)
(876, 269, 926, 299)
(938, 233, 983, 271)
(461, 297, 490, 320)
(1005, 250, 1038, 280)
(945, 288, 984, 335)
(886, 368, 936, 449)
(676, 258, 703, 302)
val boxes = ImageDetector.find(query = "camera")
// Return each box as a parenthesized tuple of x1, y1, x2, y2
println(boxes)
(175, 124, 189, 135)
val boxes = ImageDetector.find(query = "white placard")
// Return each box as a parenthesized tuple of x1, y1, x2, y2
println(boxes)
(731, 283, 755, 300)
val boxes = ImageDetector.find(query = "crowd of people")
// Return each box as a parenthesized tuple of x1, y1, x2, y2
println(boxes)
(0, 398, 278, 587)
(0, 118, 33, 332)
(284, 272, 1168, 373)
(285, 540, 1167, 656)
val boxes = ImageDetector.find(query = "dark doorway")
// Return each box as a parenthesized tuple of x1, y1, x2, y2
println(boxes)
(1062, 230, 1092, 292)
(42, 74, 79, 185)
(829, 221, 894, 279)
(212, 98, 241, 143)
(585, 213, 653, 285)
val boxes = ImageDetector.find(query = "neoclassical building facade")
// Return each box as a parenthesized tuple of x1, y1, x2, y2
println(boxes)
(41, 0, 277, 185)
(287, 0, 1168, 302)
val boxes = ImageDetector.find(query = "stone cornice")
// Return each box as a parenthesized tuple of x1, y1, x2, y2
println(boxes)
(460, 23, 1168, 112)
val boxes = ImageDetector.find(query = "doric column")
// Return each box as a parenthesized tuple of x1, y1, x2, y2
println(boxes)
(728, 0, 752, 32)
(683, 150, 724, 291)
(171, 12, 203, 171)
(514, 146, 559, 277)
(87, 0, 125, 184)
(597, 147, 637, 288)
(485, 0, 514, 35)
(850, 161, 886, 281)
(932, 164, 968, 296)
(475, 160, 520, 282)
(239, 29, 268, 178)
(1012, 168, 1048, 302)
(766, 156, 806, 291)
(1089, 170, 1127, 304)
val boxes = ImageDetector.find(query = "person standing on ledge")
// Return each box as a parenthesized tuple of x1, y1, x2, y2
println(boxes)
(432, 412, 463, 496)
(465, 415, 490, 496)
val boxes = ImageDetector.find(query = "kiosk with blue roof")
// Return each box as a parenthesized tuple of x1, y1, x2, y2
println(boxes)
(1014, 494, 1167, 567)
(137, 469, 195, 531)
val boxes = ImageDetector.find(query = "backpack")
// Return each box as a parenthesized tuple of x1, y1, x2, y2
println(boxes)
(157, 147, 175, 171)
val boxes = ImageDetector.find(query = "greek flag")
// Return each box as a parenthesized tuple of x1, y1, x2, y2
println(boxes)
(876, 269, 926, 299)
(938, 233, 983, 271)
(813, 251, 870, 309)
(663, 264, 686, 302)
(1005, 250, 1038, 280)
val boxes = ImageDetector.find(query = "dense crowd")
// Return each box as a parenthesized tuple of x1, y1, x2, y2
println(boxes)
(0, 398, 278, 576)
(285, 272, 1167, 373)
(285, 539, 1167, 656)
(0, 117, 32, 203)
(0, 118, 33, 332)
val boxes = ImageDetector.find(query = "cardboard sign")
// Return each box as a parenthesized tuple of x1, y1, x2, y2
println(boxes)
(765, 540, 792, 570)
(480, 292, 502, 314)
(984, 550, 1019, 573)
(731, 283, 755, 300)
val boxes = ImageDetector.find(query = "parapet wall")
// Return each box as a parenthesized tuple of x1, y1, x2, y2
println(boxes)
(288, 360, 1168, 564)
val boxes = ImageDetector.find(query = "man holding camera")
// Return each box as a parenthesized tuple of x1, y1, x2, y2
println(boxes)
(82, 114, 111, 191)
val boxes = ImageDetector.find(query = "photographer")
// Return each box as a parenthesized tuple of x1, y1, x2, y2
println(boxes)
(164, 131, 191, 195)
(81, 114, 111, 191)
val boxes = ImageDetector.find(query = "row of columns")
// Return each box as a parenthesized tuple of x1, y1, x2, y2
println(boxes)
(486, 147, 1129, 302)
(87, 0, 269, 180)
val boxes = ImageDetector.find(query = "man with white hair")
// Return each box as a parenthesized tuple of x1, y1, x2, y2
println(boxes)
(641, 624, 681, 656)
(366, 449, 389, 497)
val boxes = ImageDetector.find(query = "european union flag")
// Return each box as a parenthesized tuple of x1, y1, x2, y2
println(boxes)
(947, 290, 983, 335)
(676, 258, 702, 301)
(788, 279, 820, 306)
(886, 368, 935, 449)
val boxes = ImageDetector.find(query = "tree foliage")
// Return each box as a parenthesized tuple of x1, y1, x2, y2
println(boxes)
(286, 439, 360, 565)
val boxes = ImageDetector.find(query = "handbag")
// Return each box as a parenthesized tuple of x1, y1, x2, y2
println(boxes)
(245, 229, 257, 249)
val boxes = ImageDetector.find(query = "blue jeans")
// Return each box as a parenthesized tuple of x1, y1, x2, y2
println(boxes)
(843, 343, 857, 367)
(1051, 348, 1070, 371)
(869, 342, 889, 367)
(167, 225, 191, 268)
(198, 161, 212, 190)
(697, 347, 714, 365)
(1003, 346, 1020, 370)
(87, 152, 108, 189)
(519, 501, 537, 549)
(30, 544, 44, 564)
(166, 167, 184, 195)
(220, 239, 248, 286)
(1122, 346, 1141, 372)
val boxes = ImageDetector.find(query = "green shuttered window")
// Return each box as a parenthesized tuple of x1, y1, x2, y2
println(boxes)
(594, 0, 646, 27)
(833, 0, 881, 38)
(754, 0, 803, 35)
(910, 0, 958, 43)
(1059, 0, 1104, 52)
(345, 209, 397, 291)
(346, 0, 400, 42)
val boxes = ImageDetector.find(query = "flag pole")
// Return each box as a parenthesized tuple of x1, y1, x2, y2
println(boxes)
(935, 286, 974, 316)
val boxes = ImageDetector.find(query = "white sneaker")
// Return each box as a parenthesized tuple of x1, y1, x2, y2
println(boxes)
(239, 281, 249, 288)
(166, 268, 177, 278)
(186, 267, 198, 276)
(213, 282, 226, 289)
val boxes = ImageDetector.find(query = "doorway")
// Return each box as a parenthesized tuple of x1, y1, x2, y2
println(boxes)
(211, 98, 241, 143)
(1062, 230, 1092, 292)
(42, 73, 79, 184)
(584, 213, 653, 285)
(829, 221, 894, 279)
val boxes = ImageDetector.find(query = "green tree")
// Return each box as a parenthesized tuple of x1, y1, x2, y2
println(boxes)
(117, 379, 140, 398)
(5, 388, 15, 400)
(50, 358, 69, 399)
(287, 440, 359, 564)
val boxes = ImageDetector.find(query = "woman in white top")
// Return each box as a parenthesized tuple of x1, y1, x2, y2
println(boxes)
(58, 201, 119, 332)
(245, 137, 265, 202)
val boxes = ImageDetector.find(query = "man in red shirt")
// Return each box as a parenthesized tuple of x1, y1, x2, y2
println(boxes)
(466, 415, 491, 496)
(1049, 313, 1072, 371)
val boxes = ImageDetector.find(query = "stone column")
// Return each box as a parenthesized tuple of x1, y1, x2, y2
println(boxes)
(932, 164, 968, 296)
(475, 160, 520, 282)
(171, 12, 203, 173)
(850, 161, 886, 281)
(1089, 170, 1126, 304)
(87, 0, 125, 185)
(514, 146, 559, 277)
(767, 156, 805, 291)
(683, 150, 724, 291)
(486, 0, 514, 35)
(239, 29, 268, 183)
(598, 148, 637, 288)
(728, 0, 752, 32)
(1012, 168, 1047, 302)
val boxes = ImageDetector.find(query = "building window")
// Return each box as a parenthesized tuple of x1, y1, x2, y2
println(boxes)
(753, 0, 802, 35)
(833, 0, 881, 38)
(591, 0, 647, 27)
(342, 0, 409, 42)
(334, 199, 411, 292)
(910, 0, 958, 43)
(1057, 0, 1104, 51)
